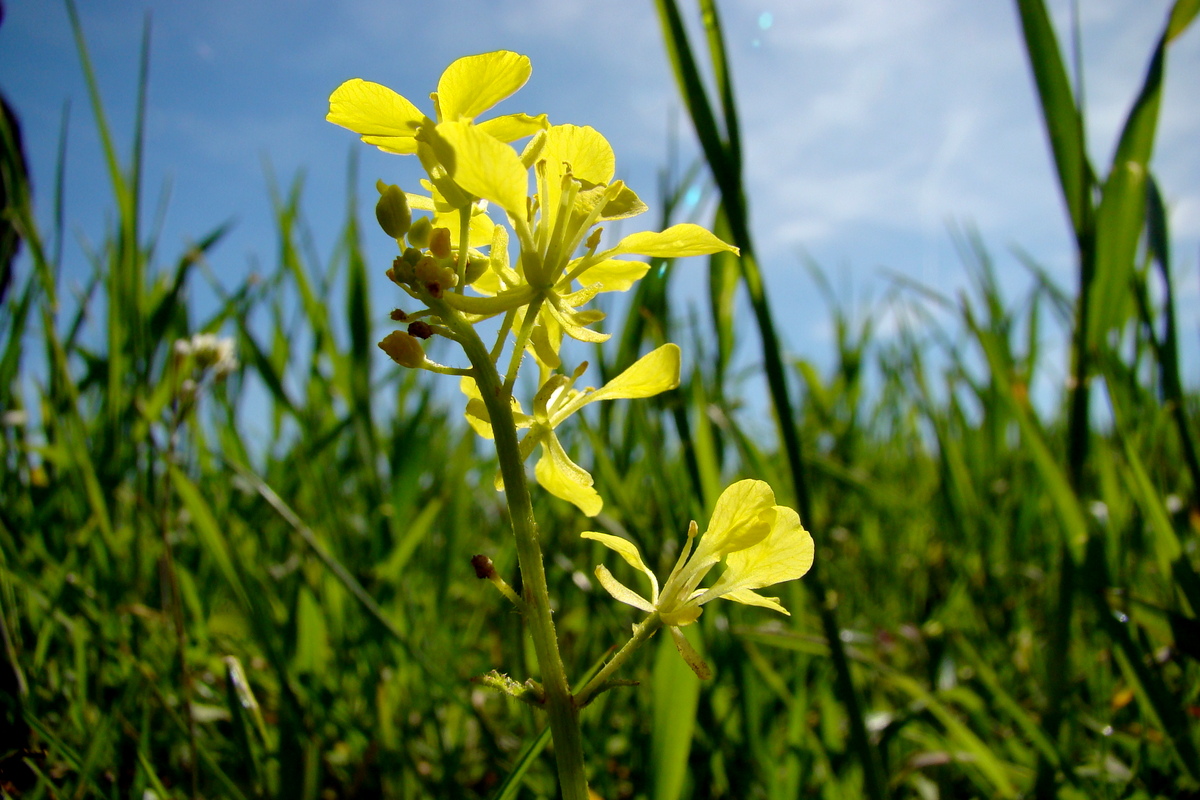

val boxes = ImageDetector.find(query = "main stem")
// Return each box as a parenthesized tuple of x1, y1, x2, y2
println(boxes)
(439, 305, 590, 799)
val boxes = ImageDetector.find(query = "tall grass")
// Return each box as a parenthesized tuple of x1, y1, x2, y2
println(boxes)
(2, 1, 1198, 799)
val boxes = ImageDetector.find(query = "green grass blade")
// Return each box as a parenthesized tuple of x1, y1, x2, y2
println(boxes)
(651, 626, 702, 800)
(488, 725, 552, 800)
(170, 465, 252, 611)
(707, 204, 738, 384)
(1083, 538, 1200, 783)
(1013, 0, 1093, 241)
(883, 671, 1021, 799)
(953, 635, 1069, 776)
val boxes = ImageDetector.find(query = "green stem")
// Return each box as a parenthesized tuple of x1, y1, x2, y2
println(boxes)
(433, 299, 590, 800)
(504, 295, 545, 391)
(454, 205, 471, 291)
(575, 613, 663, 707)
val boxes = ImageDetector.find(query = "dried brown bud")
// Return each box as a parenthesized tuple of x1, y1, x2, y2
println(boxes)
(407, 320, 433, 339)
(471, 554, 496, 580)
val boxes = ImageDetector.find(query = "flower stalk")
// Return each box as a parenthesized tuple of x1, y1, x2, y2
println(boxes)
(432, 297, 590, 798)
(326, 49, 804, 798)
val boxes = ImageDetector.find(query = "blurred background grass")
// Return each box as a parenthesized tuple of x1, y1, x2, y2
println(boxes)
(2, 1, 1199, 798)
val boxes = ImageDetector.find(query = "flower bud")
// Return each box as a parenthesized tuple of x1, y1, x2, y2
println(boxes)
(407, 320, 433, 339)
(407, 217, 432, 250)
(429, 227, 452, 259)
(464, 255, 488, 285)
(378, 331, 426, 368)
(414, 256, 440, 285)
(375, 181, 411, 240)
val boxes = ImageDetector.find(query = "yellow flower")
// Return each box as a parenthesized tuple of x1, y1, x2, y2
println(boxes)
(327, 51, 547, 156)
(330, 51, 737, 379)
(327, 51, 549, 213)
(461, 344, 681, 516)
(433, 122, 738, 366)
(582, 480, 814, 678)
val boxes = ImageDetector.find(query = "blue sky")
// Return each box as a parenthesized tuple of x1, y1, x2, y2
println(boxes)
(3, 0, 1198, 392)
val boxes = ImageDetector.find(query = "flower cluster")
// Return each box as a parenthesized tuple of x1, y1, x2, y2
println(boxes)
(328, 51, 735, 515)
(330, 49, 815, 688)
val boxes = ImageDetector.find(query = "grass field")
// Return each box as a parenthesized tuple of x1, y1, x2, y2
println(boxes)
(2, 1, 1199, 798)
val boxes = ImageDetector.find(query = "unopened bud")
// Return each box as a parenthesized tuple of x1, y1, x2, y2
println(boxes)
(378, 331, 425, 368)
(464, 255, 488, 285)
(429, 227, 452, 259)
(471, 554, 496, 580)
(414, 256, 440, 285)
(375, 181, 411, 240)
(407, 320, 434, 339)
(407, 217, 432, 250)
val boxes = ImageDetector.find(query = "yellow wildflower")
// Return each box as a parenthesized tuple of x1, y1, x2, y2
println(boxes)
(582, 480, 814, 677)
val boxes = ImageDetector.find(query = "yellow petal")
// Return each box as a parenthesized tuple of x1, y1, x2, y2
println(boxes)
(692, 480, 776, 564)
(569, 258, 651, 293)
(529, 320, 562, 370)
(405, 192, 435, 212)
(720, 588, 790, 615)
(536, 125, 616, 234)
(472, 266, 502, 296)
(543, 301, 610, 344)
(327, 79, 424, 154)
(555, 344, 680, 422)
(707, 505, 813, 595)
(432, 121, 529, 217)
(535, 436, 602, 516)
(542, 125, 615, 186)
(592, 342, 680, 400)
(477, 113, 550, 143)
(608, 223, 739, 258)
(581, 532, 659, 601)
(461, 377, 531, 439)
(459, 377, 494, 439)
(436, 51, 532, 122)
(430, 204, 495, 250)
(592, 564, 655, 613)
